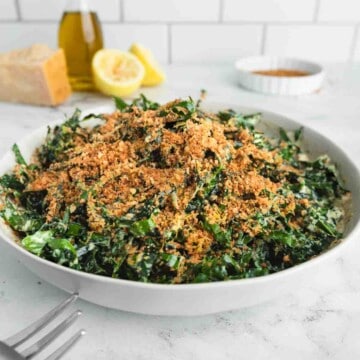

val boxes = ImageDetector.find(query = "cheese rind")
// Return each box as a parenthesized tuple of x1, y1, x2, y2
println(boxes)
(0, 44, 71, 106)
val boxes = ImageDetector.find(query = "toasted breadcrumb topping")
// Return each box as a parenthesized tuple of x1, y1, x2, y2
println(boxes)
(27, 100, 305, 267)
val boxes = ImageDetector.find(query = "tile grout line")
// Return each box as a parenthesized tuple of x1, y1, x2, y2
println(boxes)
(348, 24, 359, 62)
(2, 19, 359, 26)
(119, 0, 124, 23)
(14, 0, 22, 21)
(261, 24, 267, 55)
(0, 20, 23, 24)
(167, 24, 172, 65)
(313, 0, 321, 22)
(218, 0, 224, 23)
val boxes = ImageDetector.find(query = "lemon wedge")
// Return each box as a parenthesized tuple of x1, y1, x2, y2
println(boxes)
(129, 43, 166, 86)
(92, 49, 145, 97)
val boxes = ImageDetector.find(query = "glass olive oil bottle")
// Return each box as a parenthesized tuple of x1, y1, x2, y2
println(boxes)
(58, 0, 103, 91)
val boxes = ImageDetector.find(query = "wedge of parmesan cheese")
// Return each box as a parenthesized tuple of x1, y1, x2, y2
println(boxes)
(0, 44, 71, 106)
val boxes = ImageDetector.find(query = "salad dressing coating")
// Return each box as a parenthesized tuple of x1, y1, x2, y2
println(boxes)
(0, 96, 349, 283)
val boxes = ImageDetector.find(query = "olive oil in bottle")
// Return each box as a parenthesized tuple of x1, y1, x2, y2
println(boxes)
(58, 0, 103, 91)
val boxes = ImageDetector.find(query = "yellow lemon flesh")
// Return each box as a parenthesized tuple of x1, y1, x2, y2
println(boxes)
(92, 49, 145, 97)
(129, 43, 166, 86)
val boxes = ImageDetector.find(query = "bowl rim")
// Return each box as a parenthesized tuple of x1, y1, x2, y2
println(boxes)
(235, 56, 324, 78)
(0, 102, 359, 291)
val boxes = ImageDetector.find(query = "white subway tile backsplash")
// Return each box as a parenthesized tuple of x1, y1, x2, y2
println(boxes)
(265, 25, 354, 62)
(124, 0, 219, 22)
(19, 0, 121, 22)
(318, 0, 360, 22)
(103, 24, 168, 63)
(87, 0, 121, 21)
(0, 0, 18, 20)
(0, 1, 359, 64)
(19, 0, 64, 20)
(0, 24, 57, 52)
(171, 25, 262, 64)
(223, 0, 316, 22)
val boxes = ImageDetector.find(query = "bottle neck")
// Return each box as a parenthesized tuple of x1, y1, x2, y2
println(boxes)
(65, 0, 91, 12)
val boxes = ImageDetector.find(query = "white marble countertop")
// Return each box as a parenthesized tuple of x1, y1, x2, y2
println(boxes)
(0, 64, 360, 359)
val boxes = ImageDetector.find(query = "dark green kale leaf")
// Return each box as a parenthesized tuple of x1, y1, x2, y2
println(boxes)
(12, 144, 27, 166)
(114, 94, 160, 112)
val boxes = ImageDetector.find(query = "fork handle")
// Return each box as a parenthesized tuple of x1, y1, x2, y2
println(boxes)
(0, 342, 24, 360)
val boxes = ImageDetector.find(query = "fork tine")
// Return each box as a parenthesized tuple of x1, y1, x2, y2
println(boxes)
(20, 310, 82, 359)
(4, 293, 78, 348)
(45, 329, 86, 360)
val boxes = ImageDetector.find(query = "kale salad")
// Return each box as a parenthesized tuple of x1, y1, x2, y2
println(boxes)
(0, 96, 350, 284)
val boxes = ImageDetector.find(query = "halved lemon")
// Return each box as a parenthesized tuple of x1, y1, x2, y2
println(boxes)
(92, 49, 145, 97)
(129, 43, 166, 86)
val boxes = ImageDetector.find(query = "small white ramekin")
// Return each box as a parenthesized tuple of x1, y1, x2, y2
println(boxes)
(235, 56, 325, 96)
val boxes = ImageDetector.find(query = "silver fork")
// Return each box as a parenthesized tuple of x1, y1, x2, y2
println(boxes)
(0, 293, 85, 360)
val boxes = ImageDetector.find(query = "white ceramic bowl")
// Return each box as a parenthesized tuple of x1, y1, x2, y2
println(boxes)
(0, 104, 359, 316)
(235, 56, 325, 95)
